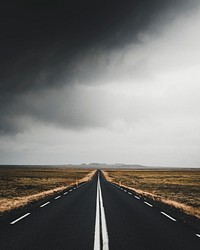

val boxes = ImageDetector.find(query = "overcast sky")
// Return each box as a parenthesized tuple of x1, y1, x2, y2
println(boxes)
(0, 0, 200, 166)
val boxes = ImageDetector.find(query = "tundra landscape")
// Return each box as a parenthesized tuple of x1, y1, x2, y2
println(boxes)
(0, 167, 200, 249)
(104, 169, 200, 220)
(0, 167, 94, 215)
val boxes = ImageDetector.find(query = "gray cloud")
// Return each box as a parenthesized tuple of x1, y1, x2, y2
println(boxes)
(0, 0, 199, 139)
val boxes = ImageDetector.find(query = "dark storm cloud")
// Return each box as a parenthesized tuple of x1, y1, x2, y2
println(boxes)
(1, 0, 189, 91)
(0, 0, 194, 134)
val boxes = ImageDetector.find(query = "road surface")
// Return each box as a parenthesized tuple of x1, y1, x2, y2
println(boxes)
(0, 170, 199, 249)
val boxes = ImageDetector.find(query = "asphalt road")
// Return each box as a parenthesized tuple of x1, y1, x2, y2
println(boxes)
(0, 170, 199, 250)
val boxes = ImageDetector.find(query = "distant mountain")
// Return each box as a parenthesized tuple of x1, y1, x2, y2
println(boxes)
(113, 164, 146, 169)
(0, 163, 147, 169)
(87, 163, 147, 169)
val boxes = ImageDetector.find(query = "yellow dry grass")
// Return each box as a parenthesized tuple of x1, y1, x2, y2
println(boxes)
(103, 169, 200, 219)
(0, 167, 95, 214)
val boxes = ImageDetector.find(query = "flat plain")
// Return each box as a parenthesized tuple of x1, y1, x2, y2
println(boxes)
(0, 167, 93, 214)
(104, 169, 200, 219)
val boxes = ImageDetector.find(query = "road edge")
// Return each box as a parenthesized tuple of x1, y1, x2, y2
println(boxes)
(102, 170, 200, 232)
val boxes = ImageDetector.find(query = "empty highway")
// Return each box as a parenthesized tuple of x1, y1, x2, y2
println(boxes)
(0, 170, 199, 250)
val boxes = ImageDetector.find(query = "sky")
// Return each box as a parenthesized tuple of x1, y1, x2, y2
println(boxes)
(0, 0, 200, 166)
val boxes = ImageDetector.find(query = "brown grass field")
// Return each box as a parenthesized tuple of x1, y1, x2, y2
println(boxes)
(104, 169, 200, 219)
(0, 167, 94, 214)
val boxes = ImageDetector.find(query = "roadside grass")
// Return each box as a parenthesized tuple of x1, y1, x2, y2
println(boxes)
(0, 167, 95, 214)
(103, 169, 200, 219)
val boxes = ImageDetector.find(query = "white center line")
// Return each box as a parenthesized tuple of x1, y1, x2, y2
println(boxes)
(40, 201, 50, 208)
(128, 192, 132, 195)
(144, 201, 153, 207)
(161, 212, 176, 221)
(134, 195, 140, 199)
(64, 191, 68, 195)
(195, 234, 200, 238)
(99, 175, 109, 250)
(10, 213, 30, 225)
(94, 175, 100, 250)
(55, 195, 61, 200)
(94, 173, 109, 250)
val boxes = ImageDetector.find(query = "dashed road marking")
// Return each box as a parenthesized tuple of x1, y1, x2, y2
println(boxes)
(10, 213, 30, 225)
(161, 212, 176, 221)
(134, 195, 140, 199)
(128, 192, 132, 195)
(64, 191, 68, 195)
(144, 201, 153, 207)
(124, 190, 127, 192)
(55, 195, 61, 200)
(195, 234, 200, 238)
(40, 202, 50, 208)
